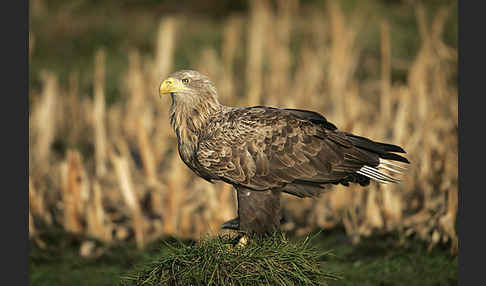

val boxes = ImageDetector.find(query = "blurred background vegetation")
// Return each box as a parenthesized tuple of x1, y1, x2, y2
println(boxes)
(29, 0, 458, 285)
(30, 0, 457, 105)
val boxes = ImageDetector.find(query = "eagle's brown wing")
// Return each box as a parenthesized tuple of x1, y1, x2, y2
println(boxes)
(196, 106, 408, 198)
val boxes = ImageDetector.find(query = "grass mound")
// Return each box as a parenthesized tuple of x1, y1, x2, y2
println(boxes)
(120, 232, 340, 286)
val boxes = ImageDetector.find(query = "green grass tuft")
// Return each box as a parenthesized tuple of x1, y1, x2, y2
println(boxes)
(120, 232, 340, 286)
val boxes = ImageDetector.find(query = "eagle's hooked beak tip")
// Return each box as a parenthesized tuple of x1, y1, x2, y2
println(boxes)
(159, 80, 169, 98)
(159, 77, 180, 98)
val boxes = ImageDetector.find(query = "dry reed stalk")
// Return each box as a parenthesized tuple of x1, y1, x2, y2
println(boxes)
(86, 180, 112, 242)
(293, 10, 329, 112)
(80, 93, 95, 128)
(154, 17, 177, 81)
(342, 84, 370, 133)
(409, 4, 431, 124)
(325, 189, 355, 221)
(246, 0, 270, 106)
(311, 194, 334, 230)
(150, 183, 166, 222)
(178, 180, 219, 237)
(410, 5, 451, 124)
(443, 150, 458, 193)
(216, 183, 237, 232)
(153, 17, 179, 129)
(381, 183, 403, 230)
(93, 49, 108, 177)
(439, 187, 458, 254)
(363, 188, 384, 232)
(151, 114, 171, 166)
(430, 7, 454, 107)
(205, 182, 225, 235)
(265, 0, 297, 105)
(342, 196, 362, 244)
(163, 152, 187, 235)
(380, 20, 392, 123)
(149, 18, 177, 159)
(177, 188, 206, 238)
(196, 48, 221, 86)
(221, 16, 242, 105)
(282, 193, 314, 234)
(106, 105, 123, 144)
(124, 50, 146, 141)
(60, 150, 89, 234)
(110, 143, 145, 248)
(136, 115, 159, 186)
(178, 206, 193, 238)
(67, 72, 83, 144)
(392, 87, 411, 145)
(152, 16, 178, 143)
(290, 43, 324, 109)
(309, 9, 329, 69)
(134, 102, 165, 218)
(431, 8, 457, 62)
(33, 71, 58, 170)
(150, 17, 177, 164)
(326, 1, 360, 125)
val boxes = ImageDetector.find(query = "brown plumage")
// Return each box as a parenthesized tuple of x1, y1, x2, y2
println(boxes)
(159, 70, 409, 236)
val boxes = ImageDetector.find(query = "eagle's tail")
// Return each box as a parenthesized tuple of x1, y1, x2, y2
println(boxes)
(346, 134, 409, 184)
(282, 133, 409, 198)
(356, 159, 407, 184)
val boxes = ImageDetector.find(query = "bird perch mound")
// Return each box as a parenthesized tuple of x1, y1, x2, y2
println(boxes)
(120, 232, 340, 286)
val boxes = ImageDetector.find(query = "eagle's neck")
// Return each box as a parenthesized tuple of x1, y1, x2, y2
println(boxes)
(169, 94, 223, 164)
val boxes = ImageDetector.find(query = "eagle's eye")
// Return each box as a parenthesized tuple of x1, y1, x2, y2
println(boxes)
(182, 78, 189, 84)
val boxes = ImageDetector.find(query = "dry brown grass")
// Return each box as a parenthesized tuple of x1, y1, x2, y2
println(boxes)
(29, 1, 457, 254)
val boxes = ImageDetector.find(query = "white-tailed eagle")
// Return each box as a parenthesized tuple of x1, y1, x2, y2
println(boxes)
(159, 70, 409, 236)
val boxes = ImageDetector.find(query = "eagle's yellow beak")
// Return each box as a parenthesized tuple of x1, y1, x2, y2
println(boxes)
(159, 77, 189, 97)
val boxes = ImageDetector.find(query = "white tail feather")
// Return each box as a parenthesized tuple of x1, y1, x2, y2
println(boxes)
(357, 162, 404, 184)
(377, 164, 402, 174)
(362, 166, 401, 182)
(379, 159, 408, 170)
(356, 170, 390, 184)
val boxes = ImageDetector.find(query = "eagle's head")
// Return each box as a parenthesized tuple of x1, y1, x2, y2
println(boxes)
(160, 70, 223, 145)
(159, 70, 219, 107)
